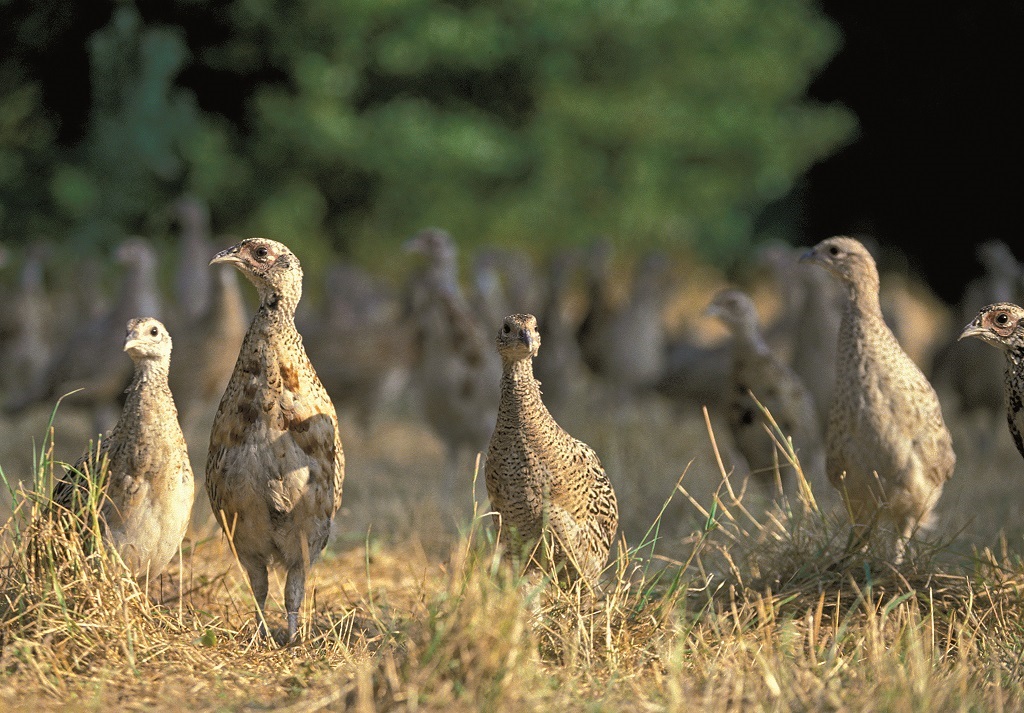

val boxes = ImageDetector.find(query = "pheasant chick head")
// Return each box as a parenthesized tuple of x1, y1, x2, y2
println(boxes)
(497, 313, 541, 362)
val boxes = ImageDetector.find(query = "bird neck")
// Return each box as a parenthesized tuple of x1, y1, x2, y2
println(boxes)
(116, 358, 174, 436)
(843, 274, 883, 321)
(247, 291, 302, 354)
(431, 266, 462, 302)
(130, 357, 170, 384)
(1005, 344, 1024, 380)
(499, 358, 554, 426)
(258, 287, 300, 322)
(733, 320, 771, 356)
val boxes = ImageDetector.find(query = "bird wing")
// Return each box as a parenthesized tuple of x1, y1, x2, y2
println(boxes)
(277, 363, 345, 516)
(52, 437, 113, 515)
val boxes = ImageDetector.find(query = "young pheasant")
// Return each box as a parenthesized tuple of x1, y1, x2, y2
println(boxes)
(958, 302, 1024, 461)
(206, 238, 344, 642)
(801, 236, 956, 561)
(485, 313, 619, 589)
(404, 228, 501, 496)
(52, 317, 194, 581)
(706, 288, 824, 499)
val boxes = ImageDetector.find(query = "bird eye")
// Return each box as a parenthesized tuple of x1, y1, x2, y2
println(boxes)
(150, 326, 159, 336)
(503, 323, 511, 334)
(829, 246, 840, 256)
(255, 246, 269, 259)
(996, 312, 1010, 325)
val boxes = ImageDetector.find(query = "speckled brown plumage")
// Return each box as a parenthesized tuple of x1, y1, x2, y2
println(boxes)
(205, 238, 344, 642)
(485, 313, 619, 589)
(958, 302, 1024, 462)
(706, 288, 825, 498)
(934, 241, 1023, 420)
(801, 237, 955, 561)
(52, 317, 194, 581)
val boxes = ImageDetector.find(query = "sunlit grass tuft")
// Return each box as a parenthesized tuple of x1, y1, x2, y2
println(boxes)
(3, 392, 1024, 710)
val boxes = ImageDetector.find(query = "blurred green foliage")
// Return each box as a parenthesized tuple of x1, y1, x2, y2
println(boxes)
(0, 0, 856, 267)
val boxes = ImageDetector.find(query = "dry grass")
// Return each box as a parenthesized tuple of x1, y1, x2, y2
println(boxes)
(2, 382, 1024, 712)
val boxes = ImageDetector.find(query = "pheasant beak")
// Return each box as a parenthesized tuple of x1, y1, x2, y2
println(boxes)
(957, 322, 985, 342)
(519, 329, 534, 352)
(210, 245, 243, 267)
(123, 329, 142, 353)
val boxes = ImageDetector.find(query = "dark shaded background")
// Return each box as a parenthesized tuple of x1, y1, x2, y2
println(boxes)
(804, 2, 1024, 303)
(9, 1, 1022, 303)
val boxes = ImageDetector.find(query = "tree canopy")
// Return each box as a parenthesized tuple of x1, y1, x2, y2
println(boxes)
(0, 0, 856, 268)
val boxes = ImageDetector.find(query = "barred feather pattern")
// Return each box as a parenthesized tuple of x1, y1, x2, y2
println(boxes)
(958, 302, 1024, 461)
(485, 313, 618, 588)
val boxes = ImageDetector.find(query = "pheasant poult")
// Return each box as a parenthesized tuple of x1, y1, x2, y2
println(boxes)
(705, 288, 824, 498)
(404, 228, 500, 495)
(801, 236, 956, 561)
(934, 241, 1024, 421)
(958, 302, 1024, 460)
(485, 313, 619, 588)
(205, 238, 344, 642)
(52, 317, 194, 581)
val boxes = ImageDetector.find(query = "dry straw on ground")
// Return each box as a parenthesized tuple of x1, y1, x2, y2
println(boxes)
(2, 384, 1024, 711)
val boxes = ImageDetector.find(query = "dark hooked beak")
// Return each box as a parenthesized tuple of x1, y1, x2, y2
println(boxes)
(210, 245, 242, 267)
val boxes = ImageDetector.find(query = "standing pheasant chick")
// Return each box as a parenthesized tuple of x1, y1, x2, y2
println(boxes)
(706, 287, 824, 498)
(52, 317, 194, 581)
(485, 313, 619, 588)
(801, 236, 955, 561)
(958, 302, 1024, 461)
(206, 238, 344, 642)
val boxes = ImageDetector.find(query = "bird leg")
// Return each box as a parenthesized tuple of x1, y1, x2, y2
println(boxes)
(284, 563, 307, 642)
(242, 559, 270, 639)
(892, 516, 920, 566)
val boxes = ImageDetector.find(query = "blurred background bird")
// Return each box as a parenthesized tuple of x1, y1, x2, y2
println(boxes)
(4, 237, 162, 436)
(403, 228, 501, 502)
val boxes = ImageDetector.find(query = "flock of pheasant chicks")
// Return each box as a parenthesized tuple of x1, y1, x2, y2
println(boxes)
(3, 216, 1024, 645)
